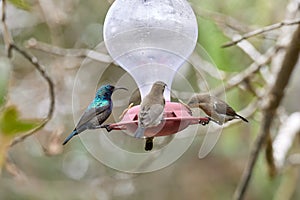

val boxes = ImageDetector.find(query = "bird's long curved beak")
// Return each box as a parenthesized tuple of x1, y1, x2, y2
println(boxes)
(114, 87, 128, 91)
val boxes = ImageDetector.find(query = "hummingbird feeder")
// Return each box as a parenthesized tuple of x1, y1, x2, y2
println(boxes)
(103, 0, 209, 137)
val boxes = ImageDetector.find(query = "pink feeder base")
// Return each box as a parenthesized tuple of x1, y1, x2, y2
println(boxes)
(102, 102, 210, 138)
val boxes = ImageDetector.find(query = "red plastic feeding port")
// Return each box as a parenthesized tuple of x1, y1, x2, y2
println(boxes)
(103, 102, 210, 137)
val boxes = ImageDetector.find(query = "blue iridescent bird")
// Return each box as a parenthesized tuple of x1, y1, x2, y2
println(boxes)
(62, 84, 127, 145)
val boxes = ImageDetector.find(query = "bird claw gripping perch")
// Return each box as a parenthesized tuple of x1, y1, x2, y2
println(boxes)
(100, 124, 113, 132)
(199, 117, 210, 126)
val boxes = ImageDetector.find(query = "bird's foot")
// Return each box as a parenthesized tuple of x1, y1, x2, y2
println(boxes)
(199, 117, 211, 126)
(100, 124, 113, 132)
(145, 137, 154, 151)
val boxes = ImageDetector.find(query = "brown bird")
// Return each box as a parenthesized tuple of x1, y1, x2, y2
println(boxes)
(134, 81, 167, 151)
(187, 94, 248, 125)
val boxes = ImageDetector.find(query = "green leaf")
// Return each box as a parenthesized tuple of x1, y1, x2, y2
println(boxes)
(0, 106, 41, 136)
(8, 0, 31, 11)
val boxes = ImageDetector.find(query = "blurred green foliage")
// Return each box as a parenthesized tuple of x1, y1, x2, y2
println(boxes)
(0, 79, 7, 107)
(8, 0, 31, 11)
(0, 58, 10, 107)
(0, 106, 40, 136)
(197, 17, 251, 72)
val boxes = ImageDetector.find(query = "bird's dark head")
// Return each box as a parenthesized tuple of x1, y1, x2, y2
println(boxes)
(96, 84, 128, 98)
(96, 84, 115, 96)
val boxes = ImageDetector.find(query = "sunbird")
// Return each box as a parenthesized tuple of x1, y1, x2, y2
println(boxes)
(188, 94, 248, 125)
(134, 81, 167, 151)
(63, 84, 127, 145)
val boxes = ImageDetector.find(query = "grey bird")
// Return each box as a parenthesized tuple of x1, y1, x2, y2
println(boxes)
(187, 94, 248, 125)
(134, 81, 167, 150)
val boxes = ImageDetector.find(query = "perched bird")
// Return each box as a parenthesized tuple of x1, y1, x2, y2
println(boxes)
(187, 94, 248, 125)
(134, 81, 167, 151)
(63, 84, 127, 145)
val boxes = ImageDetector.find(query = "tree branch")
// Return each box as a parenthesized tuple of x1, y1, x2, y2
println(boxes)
(222, 18, 300, 48)
(273, 113, 300, 170)
(9, 44, 55, 147)
(213, 46, 277, 96)
(26, 38, 113, 63)
(0, 0, 55, 147)
(233, 24, 300, 200)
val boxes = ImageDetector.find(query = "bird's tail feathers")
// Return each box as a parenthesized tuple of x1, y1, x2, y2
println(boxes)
(134, 127, 145, 138)
(62, 129, 78, 145)
(236, 114, 248, 123)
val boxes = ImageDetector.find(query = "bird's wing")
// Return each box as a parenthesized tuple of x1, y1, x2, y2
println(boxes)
(76, 104, 111, 128)
(214, 101, 236, 116)
(139, 104, 164, 127)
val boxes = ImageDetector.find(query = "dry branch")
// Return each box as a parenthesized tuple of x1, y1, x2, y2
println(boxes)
(213, 47, 277, 96)
(26, 38, 113, 63)
(8, 45, 55, 147)
(1, 0, 55, 147)
(273, 113, 300, 170)
(234, 24, 300, 200)
(211, 13, 279, 91)
(222, 18, 300, 48)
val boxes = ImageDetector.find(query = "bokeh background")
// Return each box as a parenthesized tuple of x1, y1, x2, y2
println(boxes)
(0, 0, 300, 199)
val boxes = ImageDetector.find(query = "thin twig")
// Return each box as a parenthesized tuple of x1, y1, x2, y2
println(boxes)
(9, 44, 55, 147)
(212, 46, 278, 96)
(222, 18, 300, 48)
(26, 38, 113, 63)
(0, 1, 55, 147)
(5, 153, 27, 181)
(196, 8, 278, 107)
(191, 4, 252, 34)
(211, 12, 278, 87)
(233, 24, 300, 200)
